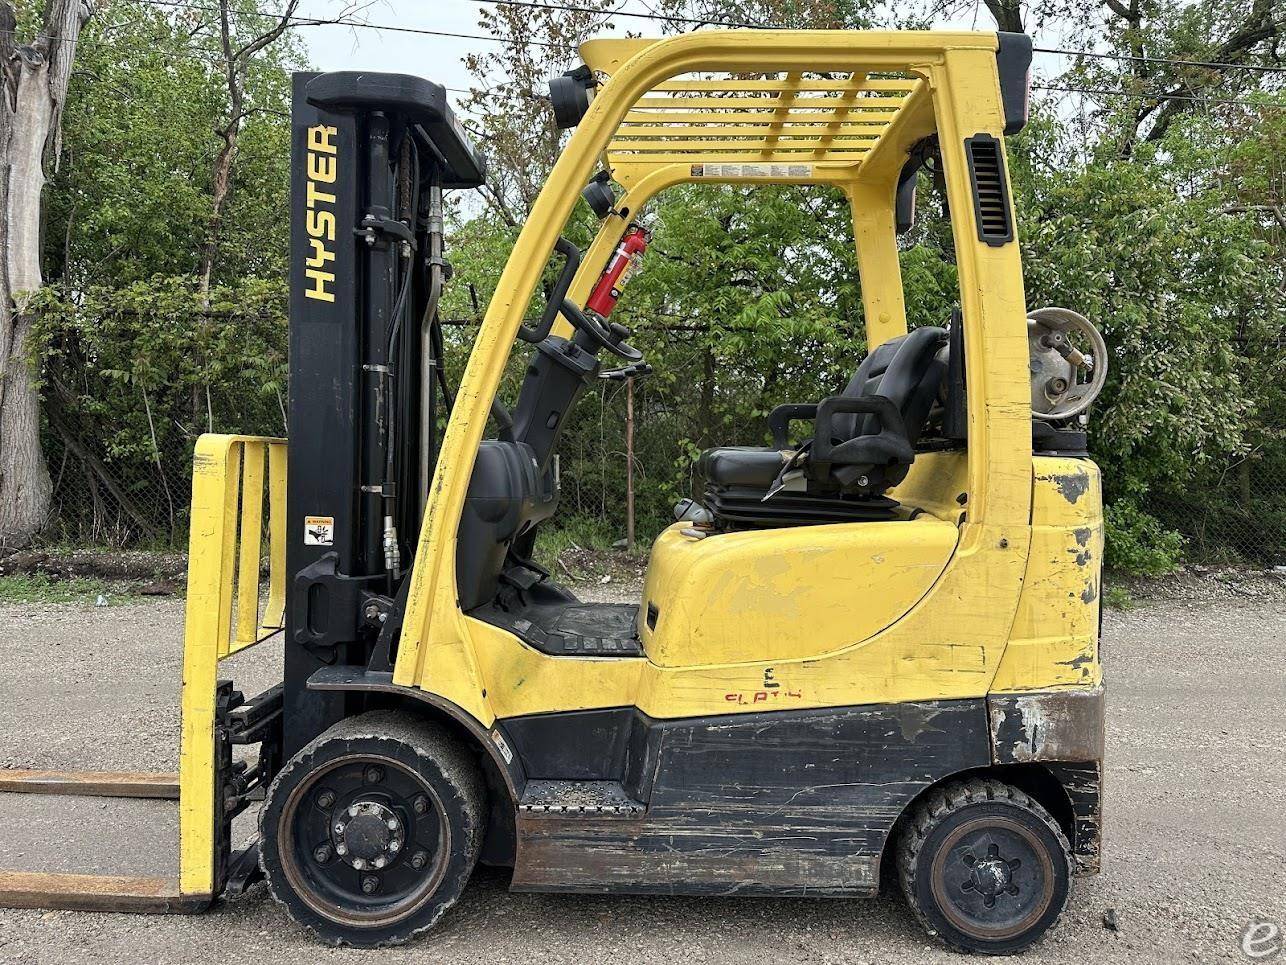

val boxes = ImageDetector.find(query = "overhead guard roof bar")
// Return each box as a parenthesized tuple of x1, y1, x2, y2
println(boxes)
(578, 39, 927, 172)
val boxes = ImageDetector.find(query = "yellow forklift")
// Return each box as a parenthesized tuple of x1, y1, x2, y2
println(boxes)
(0, 29, 1107, 955)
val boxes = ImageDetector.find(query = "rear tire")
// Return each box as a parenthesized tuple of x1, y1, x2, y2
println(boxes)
(897, 777, 1071, 955)
(260, 710, 486, 947)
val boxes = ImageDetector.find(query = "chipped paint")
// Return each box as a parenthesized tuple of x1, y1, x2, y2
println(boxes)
(994, 457, 1103, 693)
(1055, 647, 1095, 673)
(890, 702, 947, 742)
(1038, 468, 1091, 504)
(988, 687, 1104, 764)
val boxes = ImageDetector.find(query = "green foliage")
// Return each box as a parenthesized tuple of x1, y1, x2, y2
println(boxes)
(30, 277, 288, 544)
(45, 0, 298, 289)
(30, 1, 297, 546)
(1104, 501, 1185, 577)
(1102, 583, 1134, 611)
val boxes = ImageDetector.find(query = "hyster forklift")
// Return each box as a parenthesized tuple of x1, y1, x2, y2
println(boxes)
(0, 30, 1109, 956)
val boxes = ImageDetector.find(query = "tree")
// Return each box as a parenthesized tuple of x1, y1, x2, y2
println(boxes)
(459, 0, 618, 225)
(32, 1, 299, 544)
(198, 0, 299, 297)
(0, 0, 94, 547)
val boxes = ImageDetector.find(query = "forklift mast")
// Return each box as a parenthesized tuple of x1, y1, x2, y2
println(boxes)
(284, 72, 485, 758)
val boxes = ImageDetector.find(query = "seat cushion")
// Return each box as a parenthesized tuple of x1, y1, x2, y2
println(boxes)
(697, 447, 790, 488)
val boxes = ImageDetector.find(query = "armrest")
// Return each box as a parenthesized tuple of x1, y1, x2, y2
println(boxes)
(768, 403, 819, 448)
(811, 395, 909, 471)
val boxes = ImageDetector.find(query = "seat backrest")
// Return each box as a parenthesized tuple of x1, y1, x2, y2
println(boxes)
(833, 326, 948, 443)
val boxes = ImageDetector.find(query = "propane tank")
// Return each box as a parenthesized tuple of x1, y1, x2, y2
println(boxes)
(586, 223, 651, 318)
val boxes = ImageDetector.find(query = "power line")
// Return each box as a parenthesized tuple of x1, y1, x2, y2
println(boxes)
(1033, 82, 1286, 111)
(1032, 45, 1286, 76)
(143, 0, 578, 50)
(29, 0, 1286, 81)
(476, 0, 760, 30)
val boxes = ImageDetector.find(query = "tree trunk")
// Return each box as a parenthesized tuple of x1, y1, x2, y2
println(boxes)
(982, 0, 1024, 33)
(198, 116, 240, 296)
(0, 0, 93, 547)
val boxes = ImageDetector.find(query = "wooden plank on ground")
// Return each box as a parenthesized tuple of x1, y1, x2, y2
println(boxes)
(0, 872, 206, 913)
(0, 770, 179, 799)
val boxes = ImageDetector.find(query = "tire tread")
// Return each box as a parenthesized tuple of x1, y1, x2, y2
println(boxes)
(259, 710, 487, 947)
(896, 776, 1071, 955)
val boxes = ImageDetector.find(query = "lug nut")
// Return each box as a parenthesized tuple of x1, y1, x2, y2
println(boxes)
(388, 838, 401, 853)
(373, 856, 387, 869)
(413, 795, 429, 815)
(334, 822, 346, 834)
(365, 766, 384, 784)
(316, 790, 336, 809)
(313, 845, 332, 863)
(352, 857, 367, 870)
(361, 875, 380, 895)
(410, 851, 428, 870)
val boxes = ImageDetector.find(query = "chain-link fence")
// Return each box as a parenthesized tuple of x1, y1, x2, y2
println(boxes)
(1145, 339, 1286, 567)
(41, 430, 199, 549)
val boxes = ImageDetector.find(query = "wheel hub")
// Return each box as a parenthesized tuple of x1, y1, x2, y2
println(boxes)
(332, 800, 404, 871)
(960, 842, 1023, 908)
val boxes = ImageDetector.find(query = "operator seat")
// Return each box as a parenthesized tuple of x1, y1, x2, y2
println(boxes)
(694, 325, 949, 528)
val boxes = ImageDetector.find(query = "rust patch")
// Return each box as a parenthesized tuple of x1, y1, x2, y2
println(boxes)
(988, 687, 1105, 764)
(1081, 580, 1098, 604)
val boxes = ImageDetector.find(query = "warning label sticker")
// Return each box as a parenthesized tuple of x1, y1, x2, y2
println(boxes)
(304, 515, 335, 546)
(690, 162, 814, 179)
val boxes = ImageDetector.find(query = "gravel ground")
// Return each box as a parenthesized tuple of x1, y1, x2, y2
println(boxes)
(0, 572, 1283, 964)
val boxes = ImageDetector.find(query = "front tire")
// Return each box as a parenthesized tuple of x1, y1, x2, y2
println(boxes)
(897, 777, 1072, 955)
(260, 710, 486, 947)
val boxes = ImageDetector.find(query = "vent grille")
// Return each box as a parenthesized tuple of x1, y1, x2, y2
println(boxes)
(964, 133, 1013, 246)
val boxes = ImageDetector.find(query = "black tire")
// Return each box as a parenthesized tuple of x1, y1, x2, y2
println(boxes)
(897, 777, 1072, 955)
(259, 710, 487, 947)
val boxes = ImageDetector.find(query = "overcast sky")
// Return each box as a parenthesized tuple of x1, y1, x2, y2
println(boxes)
(294, 0, 641, 108)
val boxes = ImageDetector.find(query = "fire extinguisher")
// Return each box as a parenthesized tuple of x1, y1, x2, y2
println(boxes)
(586, 223, 651, 318)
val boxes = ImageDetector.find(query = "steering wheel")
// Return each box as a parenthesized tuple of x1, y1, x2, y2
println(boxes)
(1027, 307, 1108, 421)
(560, 298, 643, 362)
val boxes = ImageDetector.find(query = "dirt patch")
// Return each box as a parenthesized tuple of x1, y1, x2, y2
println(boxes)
(1112, 563, 1286, 606)
(0, 547, 187, 591)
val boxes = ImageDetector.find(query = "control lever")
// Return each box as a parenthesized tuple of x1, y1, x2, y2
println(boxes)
(599, 361, 653, 382)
